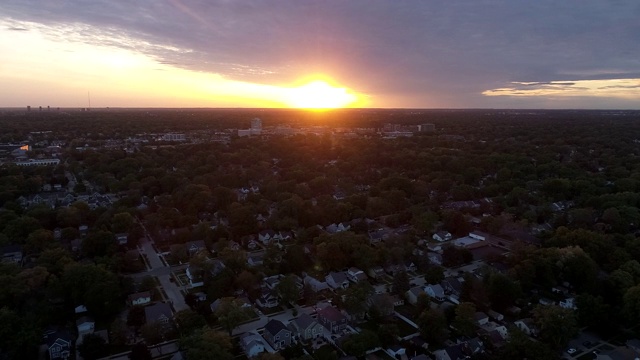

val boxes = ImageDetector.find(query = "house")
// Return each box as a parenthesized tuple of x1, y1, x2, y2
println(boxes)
(368, 293, 395, 316)
(289, 313, 324, 341)
(185, 240, 206, 256)
(404, 260, 417, 272)
(228, 240, 241, 251)
(368, 229, 387, 245)
(326, 271, 350, 290)
(278, 231, 293, 241)
(317, 306, 347, 333)
(487, 310, 504, 322)
(128, 291, 152, 306)
(256, 289, 280, 308)
(433, 231, 452, 242)
(259, 230, 276, 245)
(559, 297, 577, 309)
(239, 332, 266, 358)
(514, 318, 537, 337)
(247, 254, 264, 267)
(441, 277, 464, 297)
(263, 319, 292, 350)
(186, 265, 205, 287)
(367, 266, 385, 280)
(384, 263, 404, 276)
(325, 223, 351, 234)
(406, 287, 427, 305)
(424, 284, 445, 302)
(44, 328, 74, 360)
(387, 346, 406, 358)
(76, 317, 95, 345)
(303, 274, 329, 292)
(144, 302, 173, 325)
(474, 312, 489, 326)
(433, 343, 466, 360)
(1, 245, 23, 264)
(346, 267, 368, 283)
(428, 252, 443, 266)
(115, 233, 129, 246)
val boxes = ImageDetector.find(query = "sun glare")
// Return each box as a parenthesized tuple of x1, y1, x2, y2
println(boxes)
(284, 80, 359, 109)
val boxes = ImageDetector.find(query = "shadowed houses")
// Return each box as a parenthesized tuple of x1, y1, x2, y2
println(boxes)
(317, 306, 347, 334)
(263, 319, 292, 350)
(288, 313, 325, 341)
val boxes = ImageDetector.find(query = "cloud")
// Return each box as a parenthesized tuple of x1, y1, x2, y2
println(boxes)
(0, 0, 639, 107)
(483, 78, 640, 101)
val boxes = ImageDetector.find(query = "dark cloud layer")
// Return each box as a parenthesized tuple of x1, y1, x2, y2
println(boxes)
(2, 1, 639, 107)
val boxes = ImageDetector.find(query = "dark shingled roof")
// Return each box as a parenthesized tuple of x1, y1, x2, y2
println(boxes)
(264, 319, 288, 336)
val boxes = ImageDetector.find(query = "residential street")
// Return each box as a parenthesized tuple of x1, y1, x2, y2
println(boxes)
(133, 230, 189, 312)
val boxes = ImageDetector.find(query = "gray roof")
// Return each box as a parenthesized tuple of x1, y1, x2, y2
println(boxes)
(293, 313, 316, 330)
(328, 271, 348, 283)
(144, 302, 172, 324)
(264, 319, 289, 336)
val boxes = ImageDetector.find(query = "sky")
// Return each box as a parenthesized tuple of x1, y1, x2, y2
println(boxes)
(1, 1, 639, 109)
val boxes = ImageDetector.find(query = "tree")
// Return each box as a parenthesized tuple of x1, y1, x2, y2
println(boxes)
(140, 322, 172, 346)
(215, 298, 251, 336)
(127, 305, 146, 329)
(392, 271, 410, 295)
(452, 302, 477, 337)
(78, 333, 109, 360)
(174, 309, 207, 336)
(180, 327, 233, 360)
(497, 328, 555, 360)
(418, 309, 448, 345)
(129, 342, 152, 360)
(276, 274, 301, 305)
(109, 318, 130, 347)
(623, 285, 640, 326)
(486, 273, 521, 311)
(112, 212, 135, 233)
(341, 282, 374, 316)
(425, 266, 445, 284)
(342, 329, 381, 357)
(532, 304, 578, 350)
(82, 230, 116, 258)
(139, 275, 158, 293)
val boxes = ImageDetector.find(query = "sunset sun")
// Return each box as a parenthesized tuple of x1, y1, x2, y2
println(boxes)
(284, 80, 359, 109)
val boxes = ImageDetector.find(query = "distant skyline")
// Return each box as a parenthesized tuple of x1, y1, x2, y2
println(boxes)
(1, 1, 639, 109)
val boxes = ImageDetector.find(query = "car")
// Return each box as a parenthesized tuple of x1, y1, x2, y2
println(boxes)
(566, 348, 577, 354)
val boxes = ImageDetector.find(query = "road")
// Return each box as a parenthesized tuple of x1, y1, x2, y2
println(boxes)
(132, 224, 190, 312)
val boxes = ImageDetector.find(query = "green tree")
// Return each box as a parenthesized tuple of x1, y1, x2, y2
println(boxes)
(82, 230, 116, 258)
(418, 309, 448, 345)
(112, 212, 135, 233)
(78, 333, 109, 360)
(452, 302, 477, 336)
(180, 327, 233, 360)
(215, 298, 251, 336)
(342, 329, 381, 357)
(174, 309, 207, 337)
(532, 304, 578, 350)
(129, 342, 152, 360)
(623, 285, 640, 326)
(276, 274, 301, 305)
(392, 271, 410, 295)
(425, 266, 445, 284)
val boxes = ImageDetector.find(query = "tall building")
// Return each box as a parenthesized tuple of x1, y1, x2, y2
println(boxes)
(420, 123, 436, 132)
(251, 118, 262, 130)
